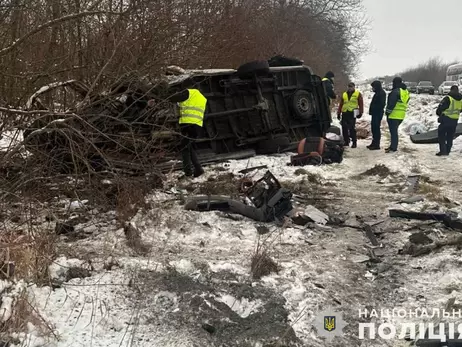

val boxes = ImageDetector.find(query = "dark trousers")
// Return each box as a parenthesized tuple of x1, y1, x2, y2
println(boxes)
(341, 112, 356, 145)
(180, 124, 203, 176)
(387, 118, 402, 151)
(370, 112, 384, 146)
(438, 116, 458, 154)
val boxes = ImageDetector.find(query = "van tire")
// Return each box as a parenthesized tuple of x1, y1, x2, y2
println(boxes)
(237, 61, 270, 79)
(292, 90, 315, 120)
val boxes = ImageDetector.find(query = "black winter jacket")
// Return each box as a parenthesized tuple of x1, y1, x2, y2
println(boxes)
(369, 80, 386, 116)
(323, 77, 336, 101)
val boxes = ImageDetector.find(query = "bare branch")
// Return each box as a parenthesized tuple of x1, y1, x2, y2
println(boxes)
(0, 11, 123, 57)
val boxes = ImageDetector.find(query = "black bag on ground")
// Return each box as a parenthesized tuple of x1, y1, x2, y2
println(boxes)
(290, 136, 344, 166)
(322, 138, 344, 164)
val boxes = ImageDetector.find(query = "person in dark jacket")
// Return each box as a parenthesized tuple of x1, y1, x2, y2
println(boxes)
(322, 71, 336, 106)
(385, 77, 410, 153)
(367, 80, 387, 150)
(337, 82, 364, 148)
(435, 85, 462, 156)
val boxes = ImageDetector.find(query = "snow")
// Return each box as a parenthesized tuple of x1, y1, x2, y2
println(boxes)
(48, 256, 86, 281)
(216, 294, 263, 318)
(0, 130, 23, 150)
(8, 87, 462, 346)
(25, 80, 78, 110)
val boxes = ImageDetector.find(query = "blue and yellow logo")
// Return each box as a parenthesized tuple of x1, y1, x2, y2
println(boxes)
(324, 316, 336, 332)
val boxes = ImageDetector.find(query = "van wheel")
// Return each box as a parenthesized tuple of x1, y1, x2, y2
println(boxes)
(237, 61, 270, 79)
(292, 90, 314, 120)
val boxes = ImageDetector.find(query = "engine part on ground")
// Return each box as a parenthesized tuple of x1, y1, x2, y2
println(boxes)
(185, 171, 292, 223)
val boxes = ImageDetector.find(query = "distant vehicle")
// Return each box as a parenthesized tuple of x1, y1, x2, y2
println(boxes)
(385, 83, 393, 91)
(446, 63, 462, 84)
(438, 80, 459, 95)
(416, 81, 435, 95)
(407, 82, 418, 93)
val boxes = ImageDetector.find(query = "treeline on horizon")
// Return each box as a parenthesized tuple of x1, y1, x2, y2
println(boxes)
(373, 57, 460, 87)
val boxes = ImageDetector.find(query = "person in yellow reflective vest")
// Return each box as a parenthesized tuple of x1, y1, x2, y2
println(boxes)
(337, 82, 364, 148)
(158, 87, 207, 177)
(385, 77, 410, 153)
(435, 85, 462, 156)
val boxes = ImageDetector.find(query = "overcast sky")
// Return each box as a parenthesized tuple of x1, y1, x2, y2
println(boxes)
(359, 0, 462, 79)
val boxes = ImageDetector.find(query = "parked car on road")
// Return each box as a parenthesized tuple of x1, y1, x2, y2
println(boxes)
(438, 80, 459, 95)
(416, 81, 435, 95)
(406, 82, 417, 93)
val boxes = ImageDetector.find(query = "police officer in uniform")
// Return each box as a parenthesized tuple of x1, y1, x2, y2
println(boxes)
(385, 77, 410, 153)
(337, 82, 364, 148)
(436, 85, 462, 156)
(153, 86, 207, 177)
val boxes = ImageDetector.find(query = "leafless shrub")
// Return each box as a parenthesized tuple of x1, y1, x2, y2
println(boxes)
(0, 230, 56, 285)
(251, 248, 280, 280)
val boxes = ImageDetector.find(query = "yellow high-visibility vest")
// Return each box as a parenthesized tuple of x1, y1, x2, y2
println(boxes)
(443, 96, 462, 120)
(341, 90, 360, 112)
(178, 89, 207, 127)
(388, 89, 410, 120)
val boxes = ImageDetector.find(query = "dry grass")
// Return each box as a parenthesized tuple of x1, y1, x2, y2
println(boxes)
(0, 231, 56, 285)
(0, 289, 55, 344)
(358, 164, 394, 179)
(194, 173, 240, 197)
(115, 178, 152, 226)
(293, 170, 323, 184)
(418, 182, 451, 205)
(123, 222, 151, 255)
(251, 250, 280, 280)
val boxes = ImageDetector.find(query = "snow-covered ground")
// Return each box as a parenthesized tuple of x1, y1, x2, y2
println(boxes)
(2, 89, 462, 347)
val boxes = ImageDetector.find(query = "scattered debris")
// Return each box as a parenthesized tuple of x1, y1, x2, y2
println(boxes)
(400, 195, 425, 204)
(356, 120, 371, 139)
(351, 255, 370, 263)
(202, 323, 216, 335)
(363, 223, 380, 246)
(389, 209, 447, 221)
(402, 234, 462, 257)
(185, 171, 293, 223)
(238, 165, 268, 175)
(398, 210, 462, 231)
(256, 225, 270, 235)
(409, 232, 433, 245)
(66, 266, 92, 281)
(289, 205, 330, 226)
(404, 175, 421, 193)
